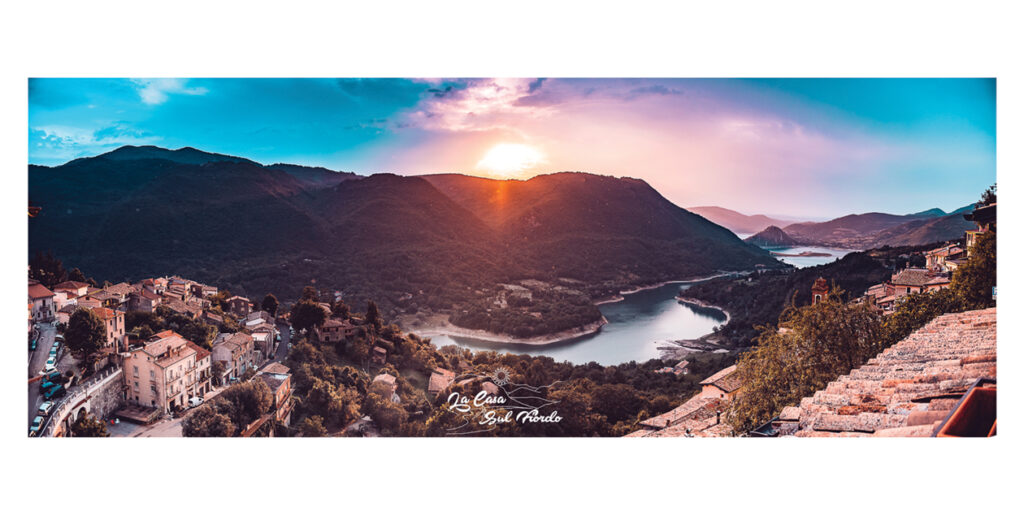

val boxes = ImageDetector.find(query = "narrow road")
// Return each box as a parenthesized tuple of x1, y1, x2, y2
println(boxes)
(27, 323, 55, 428)
(273, 321, 291, 361)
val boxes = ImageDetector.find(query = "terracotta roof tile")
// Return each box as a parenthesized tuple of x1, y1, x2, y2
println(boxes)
(778, 308, 996, 438)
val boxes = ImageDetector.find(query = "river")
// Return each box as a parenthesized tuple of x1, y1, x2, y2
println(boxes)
(422, 281, 728, 366)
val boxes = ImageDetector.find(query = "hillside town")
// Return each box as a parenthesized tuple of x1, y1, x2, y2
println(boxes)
(27, 274, 312, 437)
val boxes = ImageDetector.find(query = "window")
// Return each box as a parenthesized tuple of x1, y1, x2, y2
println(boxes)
(133, 366, 138, 376)
(134, 381, 139, 389)
(150, 370, 155, 378)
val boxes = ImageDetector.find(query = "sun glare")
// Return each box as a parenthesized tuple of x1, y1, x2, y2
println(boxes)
(476, 143, 544, 179)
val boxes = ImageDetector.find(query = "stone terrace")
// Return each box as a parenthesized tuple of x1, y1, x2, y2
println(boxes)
(777, 307, 996, 437)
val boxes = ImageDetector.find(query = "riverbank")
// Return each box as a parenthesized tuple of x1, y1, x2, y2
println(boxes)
(658, 296, 734, 361)
(592, 271, 747, 305)
(402, 313, 610, 346)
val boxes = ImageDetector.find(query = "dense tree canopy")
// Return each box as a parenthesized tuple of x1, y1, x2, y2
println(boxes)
(70, 412, 110, 437)
(261, 293, 279, 316)
(728, 291, 886, 433)
(65, 308, 107, 369)
(183, 405, 235, 437)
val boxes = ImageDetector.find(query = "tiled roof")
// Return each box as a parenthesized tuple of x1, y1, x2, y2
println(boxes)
(628, 396, 728, 437)
(28, 283, 55, 299)
(428, 368, 456, 395)
(373, 373, 397, 387)
(54, 280, 90, 291)
(891, 268, 939, 287)
(700, 365, 742, 393)
(91, 307, 122, 320)
(260, 362, 290, 375)
(189, 344, 212, 361)
(776, 308, 996, 437)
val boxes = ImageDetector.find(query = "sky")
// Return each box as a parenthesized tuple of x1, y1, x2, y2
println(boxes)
(29, 78, 995, 219)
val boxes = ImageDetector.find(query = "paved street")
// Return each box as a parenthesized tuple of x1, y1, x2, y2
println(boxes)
(273, 321, 291, 361)
(27, 323, 55, 428)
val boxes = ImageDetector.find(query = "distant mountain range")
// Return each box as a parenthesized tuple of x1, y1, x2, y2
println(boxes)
(694, 203, 975, 250)
(686, 206, 794, 234)
(780, 209, 975, 249)
(29, 146, 781, 319)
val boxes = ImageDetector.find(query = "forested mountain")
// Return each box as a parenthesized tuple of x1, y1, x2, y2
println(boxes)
(782, 210, 973, 249)
(744, 225, 804, 247)
(686, 205, 794, 234)
(29, 146, 782, 325)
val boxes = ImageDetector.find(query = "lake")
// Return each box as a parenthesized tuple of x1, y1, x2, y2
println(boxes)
(766, 245, 857, 268)
(422, 281, 728, 366)
(734, 233, 856, 268)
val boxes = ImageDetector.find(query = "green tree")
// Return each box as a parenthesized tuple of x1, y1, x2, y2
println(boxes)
(331, 299, 351, 320)
(950, 232, 996, 310)
(301, 286, 318, 302)
(30, 251, 67, 287)
(219, 378, 273, 427)
(290, 300, 327, 333)
(182, 405, 235, 437)
(299, 415, 328, 437)
(70, 412, 109, 437)
(65, 308, 107, 370)
(365, 300, 383, 331)
(211, 361, 227, 386)
(728, 291, 885, 434)
(261, 293, 279, 317)
(66, 267, 95, 286)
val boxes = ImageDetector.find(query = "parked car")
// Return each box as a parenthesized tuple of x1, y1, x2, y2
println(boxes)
(55, 334, 64, 342)
(29, 416, 44, 436)
(188, 396, 204, 408)
(45, 356, 58, 372)
(49, 345, 59, 357)
(43, 371, 64, 385)
(38, 401, 54, 416)
(29, 338, 37, 351)
(43, 384, 66, 400)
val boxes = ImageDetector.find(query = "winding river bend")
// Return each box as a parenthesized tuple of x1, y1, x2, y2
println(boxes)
(422, 281, 728, 366)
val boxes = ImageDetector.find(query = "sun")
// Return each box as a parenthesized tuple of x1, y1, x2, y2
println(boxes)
(476, 143, 544, 179)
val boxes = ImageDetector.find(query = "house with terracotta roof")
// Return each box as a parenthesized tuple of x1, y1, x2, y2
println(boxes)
(699, 365, 742, 400)
(212, 332, 257, 383)
(428, 368, 456, 397)
(257, 362, 293, 424)
(123, 331, 206, 413)
(890, 268, 950, 297)
(28, 282, 56, 323)
(225, 295, 253, 317)
(129, 288, 161, 313)
(317, 318, 358, 343)
(248, 322, 278, 359)
(91, 306, 127, 354)
(54, 280, 91, 297)
(925, 243, 964, 272)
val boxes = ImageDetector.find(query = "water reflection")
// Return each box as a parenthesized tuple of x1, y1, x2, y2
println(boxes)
(422, 281, 727, 366)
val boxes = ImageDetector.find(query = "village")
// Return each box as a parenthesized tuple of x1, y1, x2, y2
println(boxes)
(629, 202, 996, 438)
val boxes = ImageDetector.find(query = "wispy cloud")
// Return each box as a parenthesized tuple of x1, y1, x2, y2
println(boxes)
(130, 78, 208, 105)
(402, 78, 555, 132)
(30, 123, 159, 162)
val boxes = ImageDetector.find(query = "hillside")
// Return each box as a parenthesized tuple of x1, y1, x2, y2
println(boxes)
(686, 205, 794, 234)
(782, 210, 972, 249)
(744, 225, 803, 247)
(29, 147, 782, 336)
(423, 173, 783, 286)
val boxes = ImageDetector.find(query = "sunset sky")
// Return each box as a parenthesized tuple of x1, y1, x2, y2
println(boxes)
(29, 78, 995, 219)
